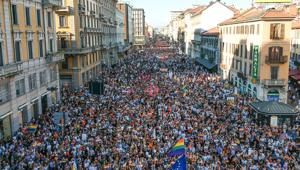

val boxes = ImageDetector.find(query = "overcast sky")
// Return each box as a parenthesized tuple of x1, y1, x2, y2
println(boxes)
(124, 0, 252, 28)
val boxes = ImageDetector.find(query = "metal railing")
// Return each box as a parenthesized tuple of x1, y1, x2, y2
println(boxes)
(265, 55, 288, 64)
(42, 0, 62, 6)
(46, 52, 64, 63)
(0, 62, 23, 78)
(263, 79, 285, 86)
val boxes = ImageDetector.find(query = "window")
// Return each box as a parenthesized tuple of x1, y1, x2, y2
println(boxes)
(0, 81, 9, 104)
(270, 23, 285, 39)
(36, 9, 41, 26)
(245, 45, 247, 59)
(25, 7, 31, 26)
(15, 79, 25, 97)
(297, 8, 300, 16)
(28, 40, 33, 59)
(62, 58, 68, 69)
(49, 39, 53, 52)
(240, 44, 243, 57)
(241, 26, 244, 34)
(39, 40, 43, 57)
(39, 71, 47, 86)
(12, 4, 18, 25)
(50, 68, 57, 82)
(244, 62, 247, 75)
(256, 24, 260, 34)
(14, 41, 21, 62)
(268, 46, 283, 60)
(250, 44, 253, 60)
(28, 73, 37, 91)
(59, 16, 67, 27)
(271, 66, 279, 80)
(0, 42, 3, 66)
(47, 12, 52, 27)
(235, 60, 238, 70)
(249, 63, 252, 75)
(250, 25, 254, 34)
(240, 60, 242, 72)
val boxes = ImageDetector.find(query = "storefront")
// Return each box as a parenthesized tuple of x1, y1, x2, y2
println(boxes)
(0, 111, 12, 140)
(267, 89, 280, 102)
(249, 101, 298, 127)
(41, 94, 48, 114)
(18, 104, 28, 125)
(31, 98, 39, 120)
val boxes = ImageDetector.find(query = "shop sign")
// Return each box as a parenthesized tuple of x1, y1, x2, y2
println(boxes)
(252, 45, 259, 79)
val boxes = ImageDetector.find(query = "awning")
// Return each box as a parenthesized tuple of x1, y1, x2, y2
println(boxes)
(195, 58, 217, 70)
(249, 101, 298, 116)
(0, 111, 13, 119)
(289, 69, 300, 76)
(291, 74, 300, 81)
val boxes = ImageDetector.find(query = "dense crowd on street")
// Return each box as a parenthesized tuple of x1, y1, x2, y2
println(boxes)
(0, 44, 299, 169)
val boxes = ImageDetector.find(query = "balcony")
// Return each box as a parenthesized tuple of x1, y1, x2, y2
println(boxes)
(265, 55, 288, 64)
(42, 0, 62, 7)
(62, 45, 104, 55)
(262, 79, 285, 87)
(0, 62, 23, 78)
(78, 4, 86, 14)
(46, 52, 64, 64)
(56, 6, 74, 15)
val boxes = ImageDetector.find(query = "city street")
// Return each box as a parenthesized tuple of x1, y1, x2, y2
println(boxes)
(0, 40, 299, 169)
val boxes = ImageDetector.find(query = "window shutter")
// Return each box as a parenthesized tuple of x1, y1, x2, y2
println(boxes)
(280, 24, 285, 39)
(270, 24, 274, 39)
(269, 47, 272, 59)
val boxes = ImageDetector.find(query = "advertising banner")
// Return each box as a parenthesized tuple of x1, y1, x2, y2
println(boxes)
(252, 45, 259, 79)
(255, 0, 292, 3)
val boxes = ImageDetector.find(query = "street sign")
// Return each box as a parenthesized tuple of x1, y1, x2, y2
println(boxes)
(252, 45, 259, 80)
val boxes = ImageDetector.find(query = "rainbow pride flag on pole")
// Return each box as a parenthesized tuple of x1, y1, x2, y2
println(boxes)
(168, 138, 185, 157)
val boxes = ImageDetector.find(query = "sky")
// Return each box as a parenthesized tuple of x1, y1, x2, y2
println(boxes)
(124, 0, 252, 28)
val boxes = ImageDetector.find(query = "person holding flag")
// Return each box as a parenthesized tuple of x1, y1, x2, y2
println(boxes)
(168, 138, 187, 170)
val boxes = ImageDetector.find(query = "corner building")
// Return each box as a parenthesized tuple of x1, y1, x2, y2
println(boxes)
(56, 0, 118, 87)
(0, 0, 63, 139)
(220, 8, 295, 103)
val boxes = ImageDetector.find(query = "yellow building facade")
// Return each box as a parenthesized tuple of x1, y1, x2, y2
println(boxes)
(56, 0, 118, 87)
(220, 8, 295, 103)
(0, 0, 64, 139)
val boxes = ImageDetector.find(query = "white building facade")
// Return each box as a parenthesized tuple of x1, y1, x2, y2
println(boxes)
(133, 8, 146, 47)
(191, 1, 238, 58)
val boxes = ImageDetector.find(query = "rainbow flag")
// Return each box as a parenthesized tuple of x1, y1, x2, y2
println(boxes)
(27, 125, 37, 133)
(168, 138, 185, 157)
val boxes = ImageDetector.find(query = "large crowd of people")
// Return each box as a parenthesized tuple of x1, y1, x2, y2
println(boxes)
(0, 44, 299, 169)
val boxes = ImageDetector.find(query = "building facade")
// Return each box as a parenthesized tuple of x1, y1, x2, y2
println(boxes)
(0, 0, 63, 139)
(220, 8, 294, 103)
(56, 0, 118, 87)
(116, 9, 125, 46)
(191, 1, 238, 58)
(291, 22, 300, 69)
(133, 8, 146, 47)
(116, 8, 125, 55)
(116, 3, 134, 47)
(196, 27, 220, 72)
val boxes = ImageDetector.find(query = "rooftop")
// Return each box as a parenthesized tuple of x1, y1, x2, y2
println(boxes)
(201, 27, 219, 36)
(249, 101, 298, 116)
(220, 8, 295, 26)
(292, 21, 300, 29)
